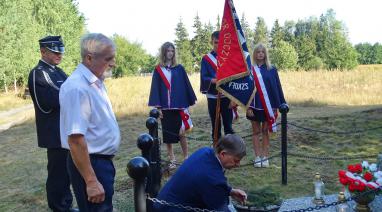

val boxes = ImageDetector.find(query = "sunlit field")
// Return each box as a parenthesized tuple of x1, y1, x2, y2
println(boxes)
(106, 65, 382, 117)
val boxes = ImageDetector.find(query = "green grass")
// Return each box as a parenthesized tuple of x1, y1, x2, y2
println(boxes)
(0, 106, 381, 211)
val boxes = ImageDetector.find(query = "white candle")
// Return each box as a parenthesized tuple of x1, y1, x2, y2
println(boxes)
(315, 186, 321, 199)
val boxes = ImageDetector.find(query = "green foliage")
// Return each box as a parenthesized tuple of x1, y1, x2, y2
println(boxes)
(294, 35, 317, 70)
(317, 9, 358, 70)
(190, 14, 213, 72)
(253, 17, 269, 46)
(355, 43, 382, 64)
(372, 43, 382, 64)
(216, 15, 221, 31)
(1, 4, 372, 94)
(282, 20, 296, 45)
(0, 0, 84, 92)
(270, 19, 284, 49)
(112, 35, 156, 77)
(304, 56, 324, 70)
(270, 41, 298, 70)
(241, 13, 254, 52)
(245, 187, 282, 208)
(174, 18, 194, 73)
(31, 0, 85, 73)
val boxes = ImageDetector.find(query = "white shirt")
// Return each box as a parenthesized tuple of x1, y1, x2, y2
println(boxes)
(163, 66, 172, 87)
(162, 66, 172, 109)
(59, 63, 120, 155)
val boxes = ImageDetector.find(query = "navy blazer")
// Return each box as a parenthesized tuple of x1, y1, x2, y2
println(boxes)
(28, 60, 67, 148)
(148, 64, 197, 109)
(154, 147, 232, 211)
(200, 51, 219, 95)
(251, 64, 286, 109)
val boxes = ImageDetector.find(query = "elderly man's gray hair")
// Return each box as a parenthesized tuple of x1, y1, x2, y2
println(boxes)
(80, 33, 115, 60)
(215, 134, 246, 158)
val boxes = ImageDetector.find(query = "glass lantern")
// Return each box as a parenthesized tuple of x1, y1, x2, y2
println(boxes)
(336, 191, 350, 212)
(312, 172, 325, 205)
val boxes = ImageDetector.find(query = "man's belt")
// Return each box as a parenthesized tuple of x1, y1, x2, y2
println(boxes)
(89, 154, 114, 160)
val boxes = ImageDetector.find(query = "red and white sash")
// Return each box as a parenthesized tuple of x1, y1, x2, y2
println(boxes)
(155, 65, 171, 107)
(155, 65, 193, 134)
(232, 106, 239, 123)
(251, 65, 277, 132)
(203, 53, 218, 72)
(180, 108, 193, 134)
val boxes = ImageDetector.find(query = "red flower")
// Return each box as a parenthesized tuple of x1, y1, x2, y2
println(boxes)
(348, 164, 363, 173)
(339, 177, 349, 185)
(356, 181, 366, 192)
(348, 164, 356, 173)
(338, 170, 347, 178)
(348, 181, 357, 192)
(355, 164, 363, 173)
(364, 172, 373, 182)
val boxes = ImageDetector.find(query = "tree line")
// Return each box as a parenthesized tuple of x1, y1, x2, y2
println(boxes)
(0, 0, 85, 92)
(174, 9, 380, 73)
(0, 0, 155, 92)
(1, 1, 381, 92)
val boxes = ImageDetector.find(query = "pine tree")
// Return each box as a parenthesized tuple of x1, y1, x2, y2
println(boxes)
(174, 18, 194, 73)
(190, 14, 210, 72)
(282, 20, 296, 45)
(253, 17, 269, 46)
(216, 14, 221, 31)
(240, 13, 254, 52)
(270, 19, 284, 48)
(317, 9, 357, 69)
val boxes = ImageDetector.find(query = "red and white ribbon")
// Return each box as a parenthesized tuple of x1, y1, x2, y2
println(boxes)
(180, 108, 193, 134)
(252, 65, 277, 132)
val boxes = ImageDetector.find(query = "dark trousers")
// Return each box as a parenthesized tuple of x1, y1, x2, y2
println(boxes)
(67, 154, 115, 212)
(207, 97, 234, 139)
(46, 148, 73, 212)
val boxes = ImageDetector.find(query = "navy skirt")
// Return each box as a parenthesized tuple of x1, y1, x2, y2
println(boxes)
(161, 110, 182, 143)
(246, 108, 267, 122)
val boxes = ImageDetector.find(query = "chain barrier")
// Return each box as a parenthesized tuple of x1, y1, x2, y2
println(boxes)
(281, 186, 382, 212)
(146, 186, 382, 212)
(158, 126, 214, 142)
(288, 122, 382, 135)
(288, 152, 377, 161)
(147, 195, 223, 212)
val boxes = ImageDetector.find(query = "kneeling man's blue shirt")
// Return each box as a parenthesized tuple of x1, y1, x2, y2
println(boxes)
(153, 147, 232, 211)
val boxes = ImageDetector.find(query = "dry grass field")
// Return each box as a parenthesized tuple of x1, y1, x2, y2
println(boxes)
(0, 65, 381, 211)
(106, 65, 382, 117)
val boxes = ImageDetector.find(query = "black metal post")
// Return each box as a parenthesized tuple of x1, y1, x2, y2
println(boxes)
(137, 133, 154, 211)
(127, 156, 150, 212)
(137, 133, 153, 161)
(147, 108, 162, 198)
(279, 103, 289, 185)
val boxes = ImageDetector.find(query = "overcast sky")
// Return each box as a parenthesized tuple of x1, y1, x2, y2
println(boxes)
(77, 0, 382, 55)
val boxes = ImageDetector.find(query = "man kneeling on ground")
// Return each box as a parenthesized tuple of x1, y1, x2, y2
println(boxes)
(153, 134, 247, 211)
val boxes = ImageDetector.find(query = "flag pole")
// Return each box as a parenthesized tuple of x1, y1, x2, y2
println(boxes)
(213, 92, 222, 147)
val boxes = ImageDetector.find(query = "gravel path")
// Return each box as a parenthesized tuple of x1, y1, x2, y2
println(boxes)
(0, 104, 33, 132)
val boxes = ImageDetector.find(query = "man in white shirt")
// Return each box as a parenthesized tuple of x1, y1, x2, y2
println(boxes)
(60, 33, 120, 212)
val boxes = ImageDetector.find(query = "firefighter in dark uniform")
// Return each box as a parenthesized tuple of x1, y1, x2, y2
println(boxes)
(28, 36, 76, 212)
